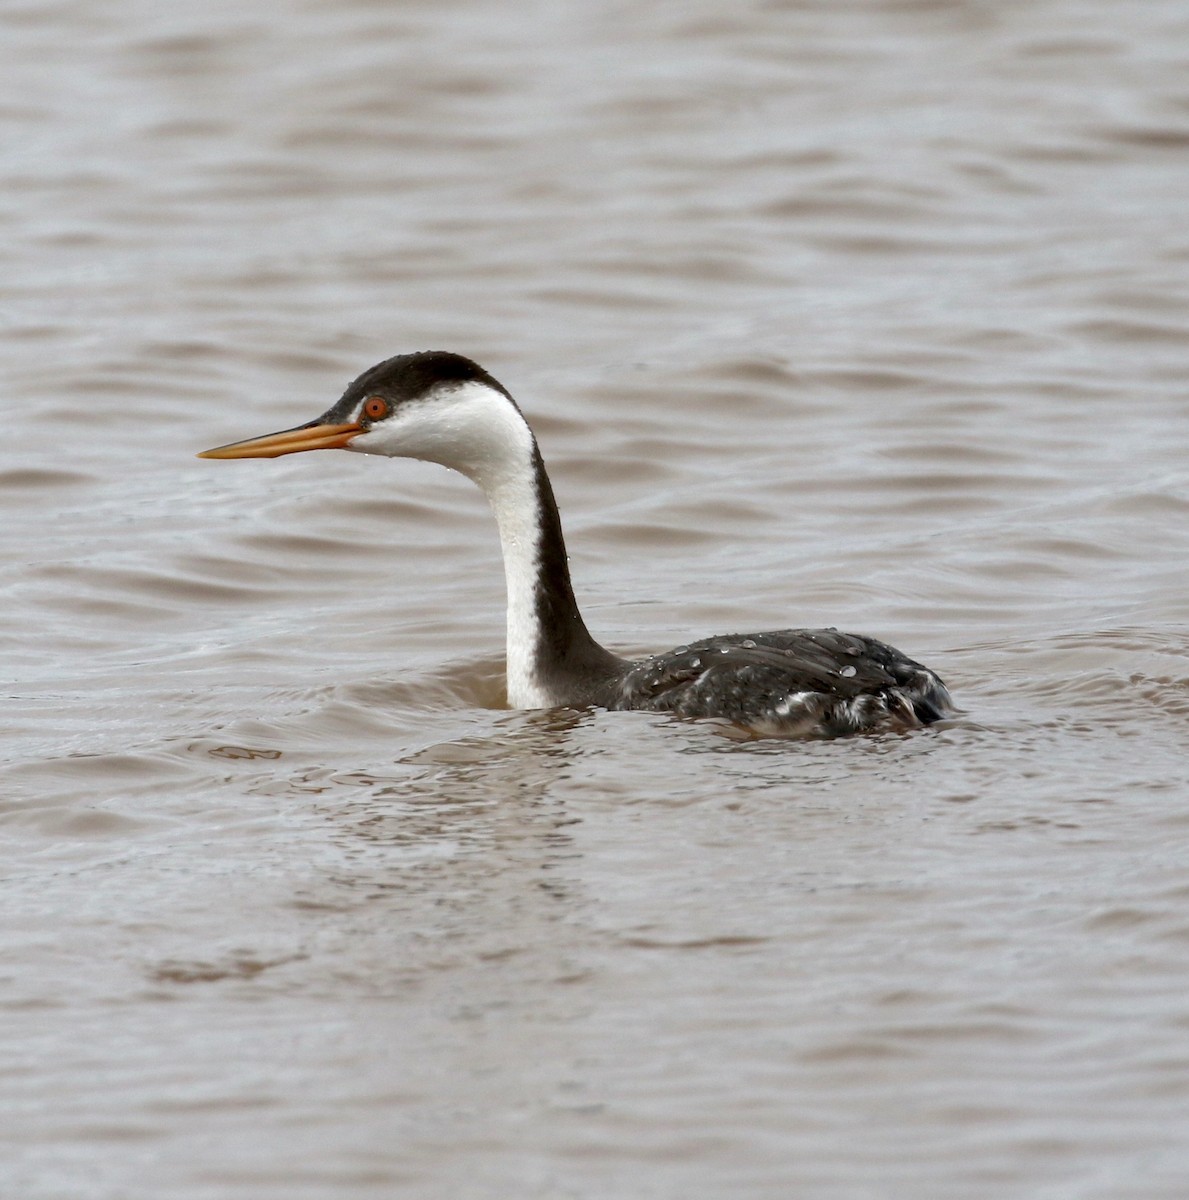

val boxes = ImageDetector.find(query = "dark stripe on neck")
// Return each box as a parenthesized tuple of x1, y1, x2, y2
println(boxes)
(528, 442, 627, 703)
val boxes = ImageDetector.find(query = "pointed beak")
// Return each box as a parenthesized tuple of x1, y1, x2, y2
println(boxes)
(197, 420, 362, 460)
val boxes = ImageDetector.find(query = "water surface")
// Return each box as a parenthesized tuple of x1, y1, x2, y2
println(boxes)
(3, 1, 1189, 1197)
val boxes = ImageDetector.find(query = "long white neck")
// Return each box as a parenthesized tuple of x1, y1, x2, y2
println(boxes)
(479, 437, 626, 710)
(481, 464, 549, 707)
(351, 379, 623, 708)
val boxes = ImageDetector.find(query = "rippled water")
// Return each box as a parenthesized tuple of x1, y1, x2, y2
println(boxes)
(4, 1, 1189, 1197)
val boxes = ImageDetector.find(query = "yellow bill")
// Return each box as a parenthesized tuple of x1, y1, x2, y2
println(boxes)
(198, 422, 361, 460)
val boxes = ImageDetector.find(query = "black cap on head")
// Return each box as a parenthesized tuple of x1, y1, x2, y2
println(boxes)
(319, 351, 513, 424)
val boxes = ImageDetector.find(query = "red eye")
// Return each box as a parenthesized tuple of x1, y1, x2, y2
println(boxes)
(363, 396, 389, 421)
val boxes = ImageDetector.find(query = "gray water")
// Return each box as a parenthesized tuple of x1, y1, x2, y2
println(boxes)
(3, 1, 1189, 1197)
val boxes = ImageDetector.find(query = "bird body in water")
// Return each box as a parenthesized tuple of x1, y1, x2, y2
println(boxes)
(199, 351, 953, 737)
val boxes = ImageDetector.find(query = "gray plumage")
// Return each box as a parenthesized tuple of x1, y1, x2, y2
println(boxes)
(611, 627, 952, 736)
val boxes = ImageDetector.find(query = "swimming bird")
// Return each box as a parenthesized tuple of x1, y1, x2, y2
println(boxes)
(199, 351, 953, 736)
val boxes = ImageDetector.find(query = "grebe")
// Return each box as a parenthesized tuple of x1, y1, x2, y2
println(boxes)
(199, 351, 953, 737)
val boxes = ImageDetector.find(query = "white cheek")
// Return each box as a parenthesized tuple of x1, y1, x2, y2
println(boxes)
(346, 382, 535, 490)
(348, 408, 448, 462)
